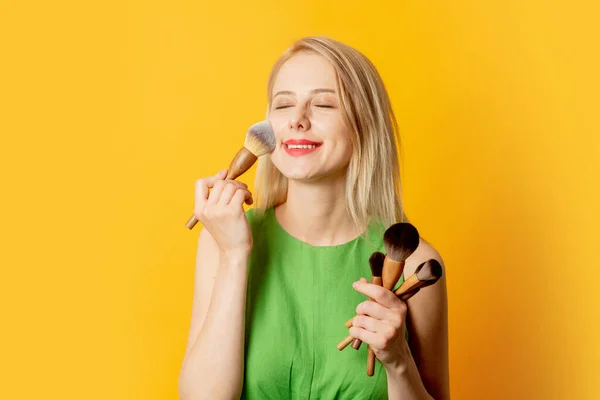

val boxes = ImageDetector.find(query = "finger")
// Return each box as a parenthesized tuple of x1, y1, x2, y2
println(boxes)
(207, 180, 226, 205)
(230, 188, 253, 206)
(217, 168, 228, 179)
(352, 314, 390, 334)
(216, 181, 249, 205)
(353, 281, 400, 309)
(217, 183, 238, 206)
(355, 300, 399, 322)
(348, 326, 380, 348)
(194, 169, 227, 205)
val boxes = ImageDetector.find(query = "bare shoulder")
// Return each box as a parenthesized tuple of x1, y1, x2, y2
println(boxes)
(403, 237, 446, 277)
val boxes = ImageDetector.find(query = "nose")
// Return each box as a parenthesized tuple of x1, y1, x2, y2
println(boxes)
(288, 105, 311, 132)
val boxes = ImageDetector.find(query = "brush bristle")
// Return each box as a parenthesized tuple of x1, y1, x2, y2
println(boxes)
(383, 222, 420, 262)
(368, 251, 385, 277)
(244, 121, 276, 157)
(415, 259, 443, 282)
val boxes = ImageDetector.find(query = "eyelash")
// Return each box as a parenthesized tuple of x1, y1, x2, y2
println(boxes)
(275, 105, 334, 109)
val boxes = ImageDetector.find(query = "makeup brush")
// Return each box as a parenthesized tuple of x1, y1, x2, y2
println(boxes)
(394, 259, 442, 301)
(351, 252, 385, 350)
(354, 223, 420, 356)
(381, 222, 421, 290)
(185, 120, 276, 230)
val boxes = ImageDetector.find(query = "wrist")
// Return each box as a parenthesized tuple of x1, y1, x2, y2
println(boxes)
(383, 342, 412, 374)
(219, 249, 251, 264)
(384, 357, 410, 376)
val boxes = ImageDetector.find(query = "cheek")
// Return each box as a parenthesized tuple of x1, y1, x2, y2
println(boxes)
(268, 116, 288, 143)
(269, 114, 288, 130)
(337, 131, 354, 161)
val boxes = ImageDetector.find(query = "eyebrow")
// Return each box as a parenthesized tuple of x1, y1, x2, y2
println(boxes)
(273, 88, 336, 98)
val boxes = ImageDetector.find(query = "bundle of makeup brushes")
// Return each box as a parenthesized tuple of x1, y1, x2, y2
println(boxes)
(336, 222, 443, 377)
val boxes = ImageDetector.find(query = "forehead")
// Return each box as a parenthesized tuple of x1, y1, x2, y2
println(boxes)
(271, 52, 338, 95)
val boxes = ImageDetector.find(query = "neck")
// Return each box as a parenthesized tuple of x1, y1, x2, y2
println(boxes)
(274, 174, 361, 246)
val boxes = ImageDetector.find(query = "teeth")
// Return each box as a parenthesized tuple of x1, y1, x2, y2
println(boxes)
(286, 144, 318, 149)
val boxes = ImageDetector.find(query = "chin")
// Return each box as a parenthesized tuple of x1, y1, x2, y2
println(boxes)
(283, 168, 344, 183)
(280, 169, 317, 181)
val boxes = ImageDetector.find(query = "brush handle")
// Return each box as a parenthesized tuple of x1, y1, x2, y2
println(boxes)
(345, 317, 354, 329)
(398, 287, 422, 301)
(185, 147, 257, 230)
(336, 335, 355, 351)
(367, 345, 376, 376)
(226, 147, 258, 181)
(394, 271, 443, 299)
(352, 276, 383, 350)
(393, 273, 421, 297)
(382, 258, 405, 290)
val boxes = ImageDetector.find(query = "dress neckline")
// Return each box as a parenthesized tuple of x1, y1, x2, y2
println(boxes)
(267, 206, 369, 250)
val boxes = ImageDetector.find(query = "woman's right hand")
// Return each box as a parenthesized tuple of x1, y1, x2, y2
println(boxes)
(193, 168, 254, 257)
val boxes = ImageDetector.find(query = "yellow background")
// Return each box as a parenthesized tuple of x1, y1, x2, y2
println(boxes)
(1, 0, 598, 399)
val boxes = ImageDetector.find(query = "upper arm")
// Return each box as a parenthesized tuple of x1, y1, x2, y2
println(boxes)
(182, 227, 221, 365)
(404, 238, 450, 400)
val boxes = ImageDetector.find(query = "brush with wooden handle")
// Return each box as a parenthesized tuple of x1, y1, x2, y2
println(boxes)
(336, 222, 420, 352)
(394, 259, 442, 300)
(185, 120, 276, 230)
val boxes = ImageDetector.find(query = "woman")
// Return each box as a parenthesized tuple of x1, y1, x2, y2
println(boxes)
(179, 37, 449, 400)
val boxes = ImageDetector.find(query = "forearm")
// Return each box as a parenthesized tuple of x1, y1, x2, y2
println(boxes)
(385, 346, 433, 400)
(179, 252, 249, 400)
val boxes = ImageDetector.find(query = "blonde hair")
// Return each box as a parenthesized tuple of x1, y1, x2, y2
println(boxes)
(254, 36, 410, 236)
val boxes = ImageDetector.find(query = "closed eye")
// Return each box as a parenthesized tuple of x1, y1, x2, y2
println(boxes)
(315, 105, 335, 108)
(275, 105, 292, 109)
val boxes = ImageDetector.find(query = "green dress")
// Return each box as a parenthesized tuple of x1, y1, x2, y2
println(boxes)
(241, 206, 407, 399)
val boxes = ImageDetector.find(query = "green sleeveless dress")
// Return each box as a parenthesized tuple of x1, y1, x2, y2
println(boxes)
(241, 207, 408, 399)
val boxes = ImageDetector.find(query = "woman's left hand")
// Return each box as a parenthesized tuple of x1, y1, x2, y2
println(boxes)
(349, 277, 412, 369)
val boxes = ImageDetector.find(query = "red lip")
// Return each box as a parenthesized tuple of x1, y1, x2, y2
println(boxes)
(283, 139, 323, 157)
(283, 139, 322, 145)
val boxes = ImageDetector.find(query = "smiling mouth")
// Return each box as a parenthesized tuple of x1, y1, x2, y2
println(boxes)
(284, 143, 322, 149)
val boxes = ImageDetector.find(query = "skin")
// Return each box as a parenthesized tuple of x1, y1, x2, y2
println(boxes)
(179, 51, 450, 400)
(268, 51, 359, 246)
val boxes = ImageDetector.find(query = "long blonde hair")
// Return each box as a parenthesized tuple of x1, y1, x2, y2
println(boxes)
(254, 36, 409, 235)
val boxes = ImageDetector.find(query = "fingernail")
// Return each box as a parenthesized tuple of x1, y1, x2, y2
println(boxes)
(353, 282, 359, 289)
